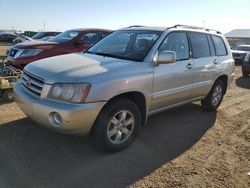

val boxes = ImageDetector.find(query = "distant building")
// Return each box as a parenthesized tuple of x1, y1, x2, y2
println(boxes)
(225, 29, 250, 47)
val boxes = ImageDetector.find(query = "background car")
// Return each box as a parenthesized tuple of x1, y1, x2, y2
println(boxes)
(242, 52, 250, 76)
(31, 31, 61, 40)
(0, 33, 17, 43)
(7, 28, 112, 69)
(12, 35, 33, 45)
(231, 45, 250, 64)
(12, 31, 60, 45)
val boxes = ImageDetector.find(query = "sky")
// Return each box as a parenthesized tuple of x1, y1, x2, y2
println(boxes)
(0, 0, 249, 34)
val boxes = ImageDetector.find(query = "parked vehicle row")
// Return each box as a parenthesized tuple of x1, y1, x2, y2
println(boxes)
(231, 44, 250, 64)
(14, 25, 235, 152)
(7, 28, 111, 69)
(0, 33, 17, 43)
(12, 31, 61, 45)
(242, 52, 250, 76)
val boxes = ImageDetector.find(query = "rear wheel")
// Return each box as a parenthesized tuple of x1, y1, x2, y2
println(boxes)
(92, 98, 141, 152)
(201, 80, 225, 111)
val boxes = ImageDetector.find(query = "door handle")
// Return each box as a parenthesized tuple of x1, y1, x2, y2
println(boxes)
(186, 63, 193, 69)
(213, 59, 219, 64)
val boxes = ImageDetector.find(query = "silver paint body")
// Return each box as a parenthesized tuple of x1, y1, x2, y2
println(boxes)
(14, 27, 235, 135)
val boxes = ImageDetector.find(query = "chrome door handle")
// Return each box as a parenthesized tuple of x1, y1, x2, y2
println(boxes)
(213, 59, 219, 64)
(186, 63, 193, 69)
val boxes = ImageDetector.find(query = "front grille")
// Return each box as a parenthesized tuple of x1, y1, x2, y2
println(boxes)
(8, 48, 19, 57)
(21, 70, 44, 96)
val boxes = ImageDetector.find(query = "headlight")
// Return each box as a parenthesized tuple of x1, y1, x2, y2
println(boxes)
(47, 83, 91, 103)
(15, 49, 43, 58)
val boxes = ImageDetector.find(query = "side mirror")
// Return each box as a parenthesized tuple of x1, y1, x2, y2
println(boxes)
(156, 51, 176, 65)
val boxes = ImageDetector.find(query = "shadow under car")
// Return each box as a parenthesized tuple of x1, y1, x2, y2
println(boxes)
(0, 103, 216, 188)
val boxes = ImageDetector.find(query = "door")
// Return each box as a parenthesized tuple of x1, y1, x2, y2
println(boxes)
(151, 32, 195, 111)
(188, 32, 221, 98)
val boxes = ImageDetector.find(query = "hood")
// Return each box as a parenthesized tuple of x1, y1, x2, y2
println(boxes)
(14, 41, 58, 49)
(25, 53, 143, 84)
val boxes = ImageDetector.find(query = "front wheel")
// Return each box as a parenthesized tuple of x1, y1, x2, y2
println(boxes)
(92, 98, 141, 152)
(201, 80, 225, 111)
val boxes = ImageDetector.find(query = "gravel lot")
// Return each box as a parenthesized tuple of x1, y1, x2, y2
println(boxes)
(0, 44, 8, 57)
(0, 44, 249, 188)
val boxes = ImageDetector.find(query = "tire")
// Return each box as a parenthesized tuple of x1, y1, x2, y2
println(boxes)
(92, 98, 141, 152)
(201, 80, 225, 111)
(3, 89, 14, 102)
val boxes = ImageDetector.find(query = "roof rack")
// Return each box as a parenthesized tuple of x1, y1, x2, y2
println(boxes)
(169, 24, 222, 34)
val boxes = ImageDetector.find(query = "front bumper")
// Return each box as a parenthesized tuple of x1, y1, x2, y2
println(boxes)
(14, 81, 106, 135)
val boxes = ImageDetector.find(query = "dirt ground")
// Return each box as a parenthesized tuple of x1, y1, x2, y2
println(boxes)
(0, 43, 9, 56)
(131, 66, 250, 188)
(0, 44, 249, 188)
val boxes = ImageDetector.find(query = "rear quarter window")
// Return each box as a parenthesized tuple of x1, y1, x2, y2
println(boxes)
(211, 35, 227, 56)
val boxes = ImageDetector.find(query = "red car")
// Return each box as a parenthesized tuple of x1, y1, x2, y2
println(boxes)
(7, 28, 111, 69)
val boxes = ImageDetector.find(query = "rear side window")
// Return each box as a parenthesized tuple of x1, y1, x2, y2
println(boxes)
(100, 32, 110, 38)
(189, 33, 210, 58)
(82, 32, 99, 45)
(211, 35, 227, 56)
(159, 32, 189, 61)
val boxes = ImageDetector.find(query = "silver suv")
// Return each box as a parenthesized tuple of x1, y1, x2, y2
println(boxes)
(14, 25, 235, 152)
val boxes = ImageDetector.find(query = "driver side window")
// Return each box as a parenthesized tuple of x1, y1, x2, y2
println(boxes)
(159, 32, 189, 61)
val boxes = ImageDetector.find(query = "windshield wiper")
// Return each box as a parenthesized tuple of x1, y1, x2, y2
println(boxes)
(93, 52, 117, 58)
(86, 51, 121, 58)
(85, 51, 140, 62)
(85, 50, 93, 54)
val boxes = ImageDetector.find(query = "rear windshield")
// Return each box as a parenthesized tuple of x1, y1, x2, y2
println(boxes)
(32, 32, 46, 39)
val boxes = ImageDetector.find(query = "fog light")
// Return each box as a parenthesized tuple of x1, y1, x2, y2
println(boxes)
(49, 112, 63, 127)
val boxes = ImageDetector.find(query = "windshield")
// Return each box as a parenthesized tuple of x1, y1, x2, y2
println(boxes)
(48, 30, 80, 43)
(236, 46, 250, 51)
(87, 30, 162, 62)
(32, 32, 46, 39)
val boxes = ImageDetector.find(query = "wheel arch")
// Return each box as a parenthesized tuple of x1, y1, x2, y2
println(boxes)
(90, 91, 148, 135)
(107, 91, 147, 125)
